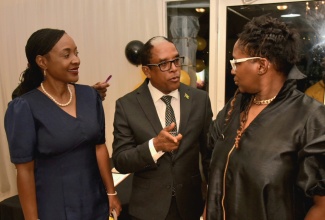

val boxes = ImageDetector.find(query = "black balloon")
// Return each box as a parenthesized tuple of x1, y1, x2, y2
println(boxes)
(125, 40, 144, 66)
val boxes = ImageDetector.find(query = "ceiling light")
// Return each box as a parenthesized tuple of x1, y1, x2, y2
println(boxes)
(281, 13, 301, 18)
(277, 5, 288, 10)
(196, 8, 205, 13)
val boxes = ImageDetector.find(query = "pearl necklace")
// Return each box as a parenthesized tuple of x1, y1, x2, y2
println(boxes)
(41, 82, 72, 107)
(253, 95, 276, 105)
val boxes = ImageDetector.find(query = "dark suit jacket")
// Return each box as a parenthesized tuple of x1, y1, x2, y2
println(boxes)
(112, 79, 213, 220)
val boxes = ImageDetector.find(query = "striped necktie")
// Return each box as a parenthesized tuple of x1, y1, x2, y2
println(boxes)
(161, 95, 177, 136)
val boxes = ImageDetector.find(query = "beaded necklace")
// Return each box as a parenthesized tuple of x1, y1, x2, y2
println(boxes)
(41, 82, 72, 107)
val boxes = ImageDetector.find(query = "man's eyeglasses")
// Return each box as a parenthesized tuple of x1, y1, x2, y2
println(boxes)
(229, 57, 261, 71)
(146, 57, 184, 72)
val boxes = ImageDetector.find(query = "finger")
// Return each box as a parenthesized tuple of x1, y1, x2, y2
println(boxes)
(164, 122, 176, 132)
(162, 131, 178, 143)
(92, 82, 100, 89)
(175, 133, 183, 141)
(98, 82, 109, 89)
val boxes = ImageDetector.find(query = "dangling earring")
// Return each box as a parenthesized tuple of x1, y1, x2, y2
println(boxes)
(43, 69, 47, 77)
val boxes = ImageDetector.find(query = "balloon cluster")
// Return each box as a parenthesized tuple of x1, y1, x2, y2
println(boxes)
(196, 36, 208, 72)
(125, 40, 144, 66)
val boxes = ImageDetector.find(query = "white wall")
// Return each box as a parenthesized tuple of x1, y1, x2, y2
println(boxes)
(0, 0, 163, 201)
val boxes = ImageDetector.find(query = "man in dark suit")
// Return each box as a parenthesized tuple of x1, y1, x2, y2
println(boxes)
(112, 36, 213, 220)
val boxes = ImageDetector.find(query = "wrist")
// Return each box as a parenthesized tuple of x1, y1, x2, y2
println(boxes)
(152, 138, 161, 151)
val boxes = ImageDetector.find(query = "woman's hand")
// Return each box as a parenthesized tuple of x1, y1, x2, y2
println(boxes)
(92, 82, 109, 101)
(108, 194, 122, 216)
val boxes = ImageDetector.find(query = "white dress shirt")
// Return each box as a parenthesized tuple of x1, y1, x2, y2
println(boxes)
(147, 81, 180, 162)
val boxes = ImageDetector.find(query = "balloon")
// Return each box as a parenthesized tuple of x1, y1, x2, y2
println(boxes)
(180, 70, 190, 85)
(125, 40, 144, 66)
(196, 59, 206, 72)
(197, 36, 207, 51)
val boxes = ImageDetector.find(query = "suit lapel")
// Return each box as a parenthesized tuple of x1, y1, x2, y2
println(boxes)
(136, 81, 192, 160)
(136, 79, 163, 135)
(170, 84, 192, 160)
(178, 84, 191, 136)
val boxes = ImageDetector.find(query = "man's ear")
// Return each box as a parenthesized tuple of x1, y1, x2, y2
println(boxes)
(35, 55, 47, 70)
(142, 66, 151, 78)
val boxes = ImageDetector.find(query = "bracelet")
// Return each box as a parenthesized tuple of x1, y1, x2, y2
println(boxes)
(107, 191, 117, 196)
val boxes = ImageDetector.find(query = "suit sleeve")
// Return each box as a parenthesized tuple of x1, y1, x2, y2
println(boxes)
(112, 98, 158, 174)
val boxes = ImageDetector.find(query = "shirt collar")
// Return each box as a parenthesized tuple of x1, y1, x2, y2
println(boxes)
(148, 81, 179, 103)
(287, 65, 306, 80)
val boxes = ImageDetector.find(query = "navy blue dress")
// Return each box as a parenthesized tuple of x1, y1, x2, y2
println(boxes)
(4, 84, 109, 220)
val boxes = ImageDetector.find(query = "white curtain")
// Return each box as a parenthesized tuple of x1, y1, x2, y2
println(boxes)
(0, 0, 163, 201)
(169, 15, 200, 87)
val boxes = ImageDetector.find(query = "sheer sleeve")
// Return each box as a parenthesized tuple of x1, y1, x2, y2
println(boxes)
(297, 105, 325, 197)
(4, 97, 37, 164)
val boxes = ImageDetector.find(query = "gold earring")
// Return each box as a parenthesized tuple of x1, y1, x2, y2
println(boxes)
(43, 70, 46, 77)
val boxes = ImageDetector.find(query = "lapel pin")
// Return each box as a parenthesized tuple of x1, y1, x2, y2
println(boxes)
(184, 93, 190, 99)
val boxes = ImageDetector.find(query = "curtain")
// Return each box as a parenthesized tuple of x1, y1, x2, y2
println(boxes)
(0, 0, 163, 201)
(169, 15, 200, 87)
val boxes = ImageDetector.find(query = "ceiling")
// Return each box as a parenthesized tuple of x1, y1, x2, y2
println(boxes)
(167, 0, 209, 8)
(227, 1, 325, 41)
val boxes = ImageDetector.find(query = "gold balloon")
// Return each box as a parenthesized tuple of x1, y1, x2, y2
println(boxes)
(180, 70, 190, 85)
(197, 36, 207, 51)
(196, 59, 206, 72)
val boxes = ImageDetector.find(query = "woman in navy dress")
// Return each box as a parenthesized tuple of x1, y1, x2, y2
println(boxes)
(4, 28, 121, 220)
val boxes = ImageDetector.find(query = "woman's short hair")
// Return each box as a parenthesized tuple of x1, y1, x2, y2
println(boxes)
(237, 15, 301, 75)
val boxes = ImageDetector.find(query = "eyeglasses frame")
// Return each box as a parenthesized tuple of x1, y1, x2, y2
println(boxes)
(146, 56, 184, 72)
(230, 57, 261, 70)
